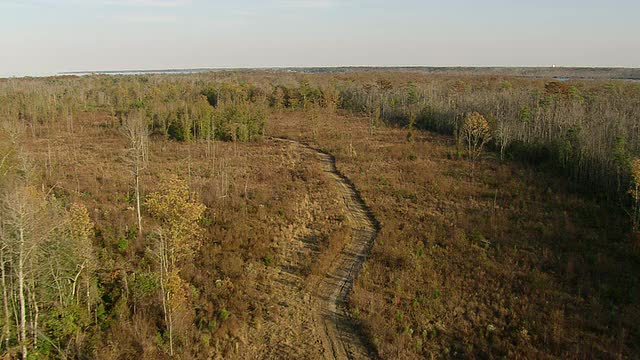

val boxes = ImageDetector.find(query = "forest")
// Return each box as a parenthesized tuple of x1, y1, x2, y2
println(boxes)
(0, 70, 639, 359)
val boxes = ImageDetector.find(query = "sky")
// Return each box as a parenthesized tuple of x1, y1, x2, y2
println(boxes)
(0, 0, 639, 77)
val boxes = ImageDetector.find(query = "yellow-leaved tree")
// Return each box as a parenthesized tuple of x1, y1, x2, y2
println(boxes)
(67, 203, 96, 313)
(146, 176, 205, 356)
(461, 112, 492, 180)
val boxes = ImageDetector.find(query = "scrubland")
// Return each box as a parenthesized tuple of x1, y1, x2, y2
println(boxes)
(0, 70, 638, 359)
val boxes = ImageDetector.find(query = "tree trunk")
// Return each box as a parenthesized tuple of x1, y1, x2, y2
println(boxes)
(18, 227, 27, 360)
(168, 310, 174, 356)
(135, 166, 142, 236)
(86, 277, 91, 315)
(158, 233, 172, 355)
(28, 258, 38, 349)
(0, 247, 11, 351)
(28, 285, 38, 350)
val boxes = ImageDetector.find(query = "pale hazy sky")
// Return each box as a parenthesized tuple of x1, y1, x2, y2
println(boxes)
(1, 0, 639, 77)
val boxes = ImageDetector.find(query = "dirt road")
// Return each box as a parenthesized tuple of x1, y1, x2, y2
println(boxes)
(274, 138, 379, 359)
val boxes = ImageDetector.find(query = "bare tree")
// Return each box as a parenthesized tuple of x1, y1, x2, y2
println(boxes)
(2, 184, 47, 360)
(122, 111, 149, 236)
(495, 119, 512, 161)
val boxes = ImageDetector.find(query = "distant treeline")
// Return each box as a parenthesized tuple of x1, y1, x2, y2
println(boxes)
(57, 66, 640, 80)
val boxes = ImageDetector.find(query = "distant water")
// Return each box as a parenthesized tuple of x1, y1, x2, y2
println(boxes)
(552, 76, 639, 83)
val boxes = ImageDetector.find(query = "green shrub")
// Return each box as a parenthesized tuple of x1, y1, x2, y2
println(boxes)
(117, 238, 129, 252)
(168, 118, 189, 142)
(218, 308, 230, 321)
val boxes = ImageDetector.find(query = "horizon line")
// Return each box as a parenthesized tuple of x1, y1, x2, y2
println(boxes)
(2, 64, 639, 80)
(60, 64, 639, 74)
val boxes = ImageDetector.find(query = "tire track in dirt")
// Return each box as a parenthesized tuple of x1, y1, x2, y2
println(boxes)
(273, 138, 380, 360)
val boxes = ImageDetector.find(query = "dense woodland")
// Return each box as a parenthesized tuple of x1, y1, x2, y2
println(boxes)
(0, 70, 639, 358)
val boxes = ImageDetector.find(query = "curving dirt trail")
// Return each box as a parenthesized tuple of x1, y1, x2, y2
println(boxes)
(273, 138, 380, 360)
